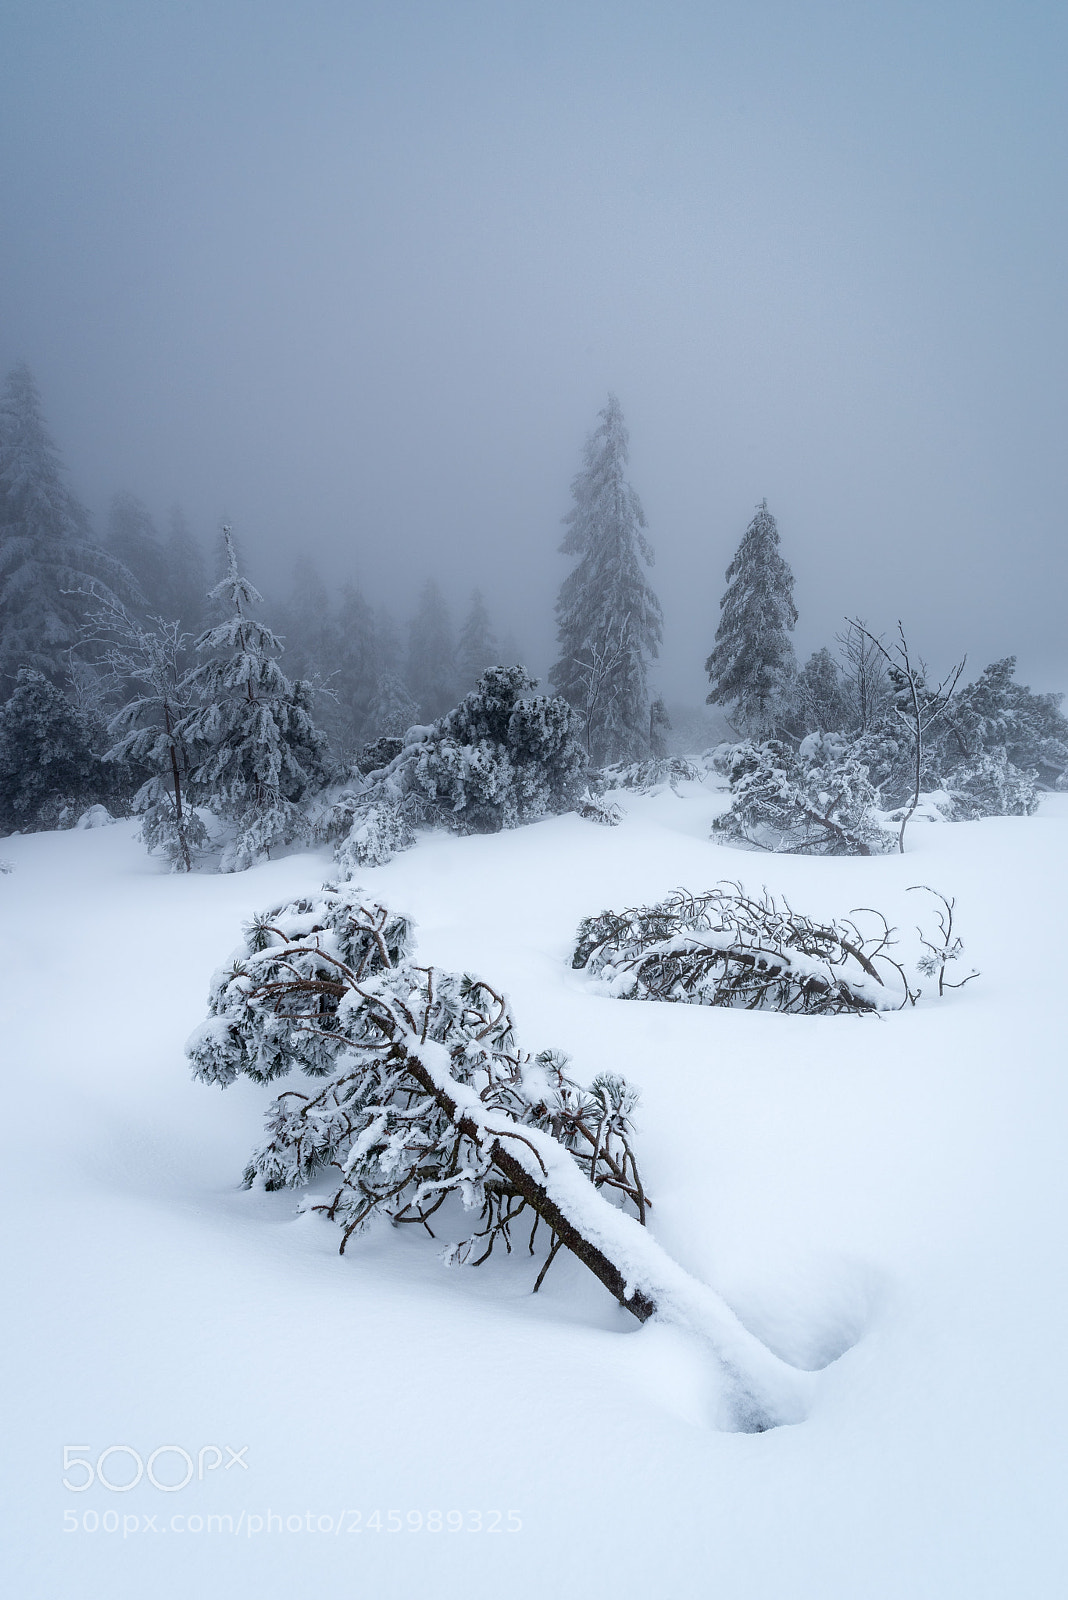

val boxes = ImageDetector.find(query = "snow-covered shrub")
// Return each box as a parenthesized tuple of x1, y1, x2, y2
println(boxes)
(75, 804, 115, 829)
(576, 788, 624, 826)
(598, 756, 702, 793)
(572, 884, 910, 1013)
(944, 750, 1038, 820)
(937, 657, 1068, 789)
(713, 737, 893, 856)
(332, 666, 586, 869)
(188, 883, 646, 1275)
(334, 797, 416, 872)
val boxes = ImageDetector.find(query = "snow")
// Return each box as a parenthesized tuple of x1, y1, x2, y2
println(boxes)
(4, 781, 1068, 1596)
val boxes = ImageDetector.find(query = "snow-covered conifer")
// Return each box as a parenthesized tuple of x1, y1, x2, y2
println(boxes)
(706, 500, 798, 738)
(188, 884, 810, 1430)
(0, 364, 124, 686)
(798, 647, 848, 734)
(333, 666, 586, 868)
(550, 396, 663, 764)
(713, 735, 892, 856)
(0, 668, 106, 832)
(181, 527, 330, 870)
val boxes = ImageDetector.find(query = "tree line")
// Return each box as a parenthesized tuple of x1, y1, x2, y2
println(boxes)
(2, 363, 1065, 861)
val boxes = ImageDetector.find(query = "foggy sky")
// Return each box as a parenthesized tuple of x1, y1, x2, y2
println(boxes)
(2, 0, 1066, 702)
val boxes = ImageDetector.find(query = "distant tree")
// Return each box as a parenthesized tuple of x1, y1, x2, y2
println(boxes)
(163, 505, 207, 637)
(456, 589, 499, 691)
(649, 695, 671, 757)
(835, 619, 891, 732)
(0, 364, 124, 687)
(105, 492, 170, 616)
(181, 527, 330, 871)
(0, 668, 106, 832)
(939, 657, 1068, 787)
(406, 579, 457, 721)
(82, 590, 205, 870)
(798, 647, 849, 733)
(368, 670, 419, 739)
(706, 500, 797, 739)
(332, 583, 380, 754)
(849, 620, 965, 852)
(550, 395, 662, 764)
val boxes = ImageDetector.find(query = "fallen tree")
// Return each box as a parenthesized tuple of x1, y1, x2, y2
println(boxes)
(187, 883, 811, 1431)
(572, 883, 916, 1013)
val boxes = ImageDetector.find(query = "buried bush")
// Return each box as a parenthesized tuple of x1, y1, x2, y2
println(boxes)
(572, 883, 974, 1013)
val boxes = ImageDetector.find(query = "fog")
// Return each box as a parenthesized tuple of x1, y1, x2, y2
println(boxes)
(2, 0, 1066, 700)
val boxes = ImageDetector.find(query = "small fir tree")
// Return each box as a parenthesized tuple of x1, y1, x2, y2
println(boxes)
(706, 500, 798, 739)
(181, 527, 329, 871)
(87, 593, 206, 870)
(550, 395, 663, 764)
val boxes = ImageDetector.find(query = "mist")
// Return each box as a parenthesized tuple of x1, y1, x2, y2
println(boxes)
(2, 0, 1066, 698)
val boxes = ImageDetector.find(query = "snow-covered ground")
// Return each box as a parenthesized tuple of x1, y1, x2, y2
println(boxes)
(4, 780, 1068, 1597)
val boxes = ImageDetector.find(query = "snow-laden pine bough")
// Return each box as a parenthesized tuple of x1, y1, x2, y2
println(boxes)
(187, 883, 812, 1431)
(571, 883, 964, 1012)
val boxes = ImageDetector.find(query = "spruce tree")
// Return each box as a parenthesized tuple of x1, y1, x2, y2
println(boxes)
(456, 589, 499, 691)
(705, 499, 798, 739)
(406, 579, 457, 721)
(0, 364, 123, 686)
(550, 395, 662, 765)
(181, 527, 329, 871)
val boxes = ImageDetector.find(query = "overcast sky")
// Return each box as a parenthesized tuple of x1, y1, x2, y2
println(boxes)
(2, 0, 1066, 700)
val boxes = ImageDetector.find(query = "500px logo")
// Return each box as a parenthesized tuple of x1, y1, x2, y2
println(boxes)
(62, 1444, 249, 1492)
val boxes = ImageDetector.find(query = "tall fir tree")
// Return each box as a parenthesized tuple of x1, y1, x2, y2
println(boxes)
(0, 364, 123, 686)
(406, 578, 457, 721)
(550, 395, 662, 764)
(456, 588, 499, 692)
(105, 492, 170, 616)
(181, 527, 329, 871)
(705, 499, 798, 739)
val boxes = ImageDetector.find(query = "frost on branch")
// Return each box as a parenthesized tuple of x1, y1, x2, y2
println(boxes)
(187, 883, 815, 1431)
(572, 884, 917, 1013)
(597, 756, 703, 794)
